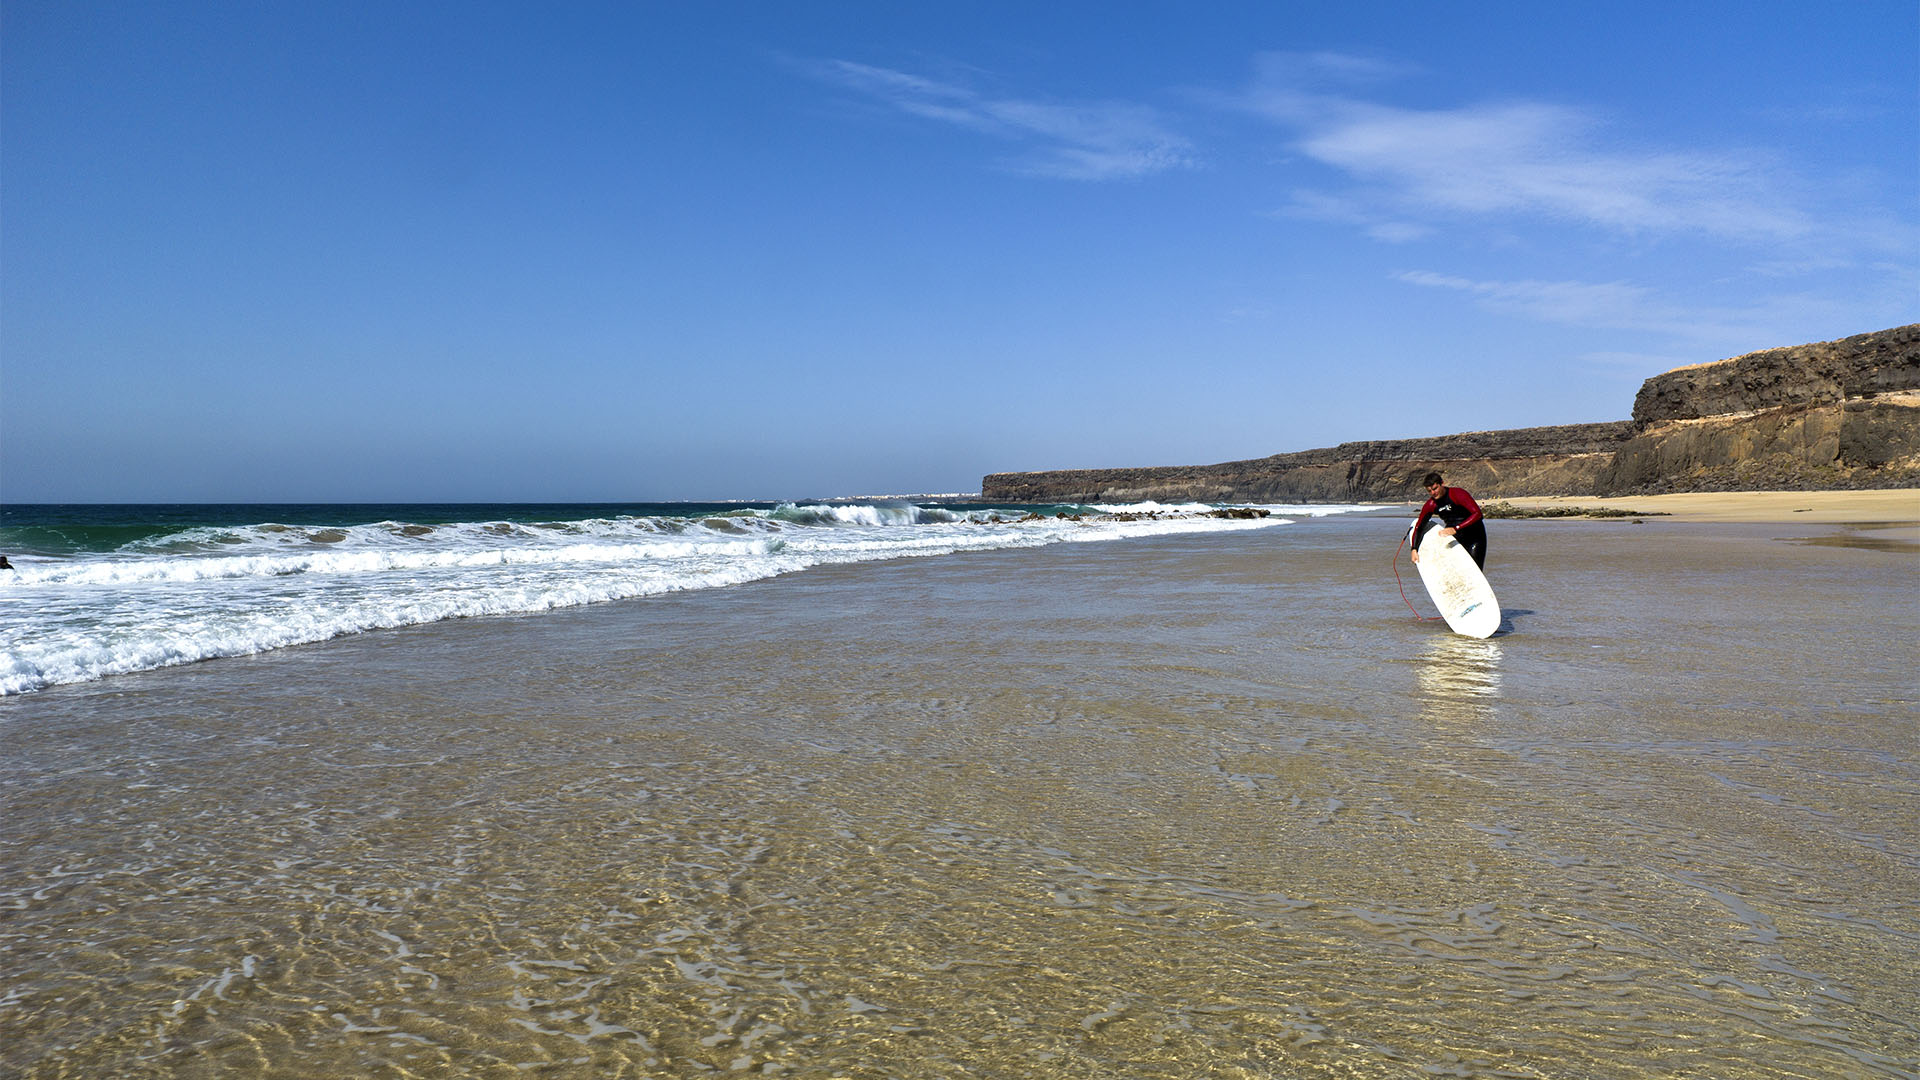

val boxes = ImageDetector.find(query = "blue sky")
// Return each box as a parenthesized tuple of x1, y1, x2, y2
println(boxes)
(3, 1, 1914, 502)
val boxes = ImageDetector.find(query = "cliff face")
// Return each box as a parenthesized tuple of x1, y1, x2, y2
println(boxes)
(1632, 324, 1920, 422)
(982, 423, 1635, 503)
(1598, 394, 1920, 494)
(981, 324, 1920, 503)
(1597, 324, 1920, 493)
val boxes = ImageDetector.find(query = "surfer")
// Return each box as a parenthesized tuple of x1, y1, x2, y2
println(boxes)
(1409, 473, 1487, 569)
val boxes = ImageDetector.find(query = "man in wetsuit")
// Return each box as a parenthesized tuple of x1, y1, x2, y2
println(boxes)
(1409, 472, 1487, 569)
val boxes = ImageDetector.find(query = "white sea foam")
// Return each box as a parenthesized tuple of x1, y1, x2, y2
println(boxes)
(0, 503, 1373, 696)
(1087, 501, 1384, 518)
(1264, 503, 1391, 518)
(1087, 501, 1217, 515)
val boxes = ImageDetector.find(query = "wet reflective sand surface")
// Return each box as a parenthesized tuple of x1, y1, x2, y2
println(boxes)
(4, 517, 1917, 1078)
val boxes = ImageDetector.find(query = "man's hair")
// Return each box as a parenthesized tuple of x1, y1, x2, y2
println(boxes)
(1422, 472, 1444, 488)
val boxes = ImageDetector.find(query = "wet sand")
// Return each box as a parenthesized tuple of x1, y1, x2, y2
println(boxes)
(2, 514, 1917, 1078)
(1492, 487, 1920, 523)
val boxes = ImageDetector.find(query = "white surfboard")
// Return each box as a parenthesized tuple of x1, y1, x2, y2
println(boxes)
(1413, 520, 1501, 638)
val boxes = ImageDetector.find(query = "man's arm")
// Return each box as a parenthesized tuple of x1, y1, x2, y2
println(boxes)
(1410, 498, 1438, 561)
(1413, 498, 1439, 534)
(1449, 488, 1483, 531)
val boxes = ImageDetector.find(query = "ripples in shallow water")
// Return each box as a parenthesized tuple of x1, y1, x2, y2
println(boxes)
(3, 520, 1916, 1077)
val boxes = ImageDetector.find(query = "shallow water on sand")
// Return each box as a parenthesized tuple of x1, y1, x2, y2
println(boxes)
(3, 517, 1917, 1078)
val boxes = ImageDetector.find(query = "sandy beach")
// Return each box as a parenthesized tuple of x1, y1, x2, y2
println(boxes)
(1488, 487, 1920, 523)
(3, 512, 1916, 1078)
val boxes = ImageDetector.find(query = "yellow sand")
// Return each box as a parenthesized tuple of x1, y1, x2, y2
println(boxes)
(1489, 489, 1920, 523)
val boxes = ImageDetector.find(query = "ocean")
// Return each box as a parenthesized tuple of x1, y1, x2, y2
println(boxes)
(2, 507, 1916, 1078)
(0, 501, 1370, 698)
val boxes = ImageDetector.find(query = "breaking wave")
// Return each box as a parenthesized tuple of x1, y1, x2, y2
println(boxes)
(0, 501, 1376, 696)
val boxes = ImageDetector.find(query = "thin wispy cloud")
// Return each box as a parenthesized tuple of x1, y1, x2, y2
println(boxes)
(808, 59, 1196, 181)
(1276, 190, 1432, 243)
(1398, 270, 1668, 328)
(1578, 350, 1700, 373)
(790, 49, 1905, 352)
(1394, 269, 1843, 346)
(1247, 50, 1418, 97)
(1758, 81, 1908, 127)
(1245, 51, 1813, 243)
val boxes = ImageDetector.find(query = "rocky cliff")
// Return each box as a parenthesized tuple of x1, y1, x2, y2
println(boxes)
(982, 423, 1636, 503)
(1599, 393, 1920, 493)
(1599, 324, 1920, 493)
(981, 324, 1920, 503)
(1632, 324, 1920, 422)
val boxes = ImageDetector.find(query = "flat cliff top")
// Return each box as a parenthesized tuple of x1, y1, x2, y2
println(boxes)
(983, 325, 1919, 501)
(987, 420, 1637, 479)
(1655, 324, 1919, 376)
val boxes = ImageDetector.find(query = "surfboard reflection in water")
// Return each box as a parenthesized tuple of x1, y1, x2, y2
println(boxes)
(7, 517, 1917, 1079)
(1416, 636, 1503, 726)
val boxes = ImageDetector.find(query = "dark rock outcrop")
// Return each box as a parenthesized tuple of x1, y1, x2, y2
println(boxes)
(982, 325, 1920, 503)
(1633, 324, 1920, 422)
(1597, 396, 1920, 494)
(984, 422, 1636, 503)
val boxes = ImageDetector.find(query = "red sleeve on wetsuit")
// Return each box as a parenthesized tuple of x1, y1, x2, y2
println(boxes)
(1449, 488, 1483, 530)
(1413, 497, 1438, 534)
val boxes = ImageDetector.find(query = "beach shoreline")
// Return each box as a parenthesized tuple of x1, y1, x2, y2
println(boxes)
(1461, 487, 1919, 523)
(3, 515, 1915, 1078)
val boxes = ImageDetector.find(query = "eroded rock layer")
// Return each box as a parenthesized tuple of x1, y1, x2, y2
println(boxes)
(1601, 394, 1920, 494)
(981, 324, 1920, 503)
(1633, 325, 1920, 422)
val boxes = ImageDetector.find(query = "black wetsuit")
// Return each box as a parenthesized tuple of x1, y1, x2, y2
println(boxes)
(1414, 487, 1487, 568)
